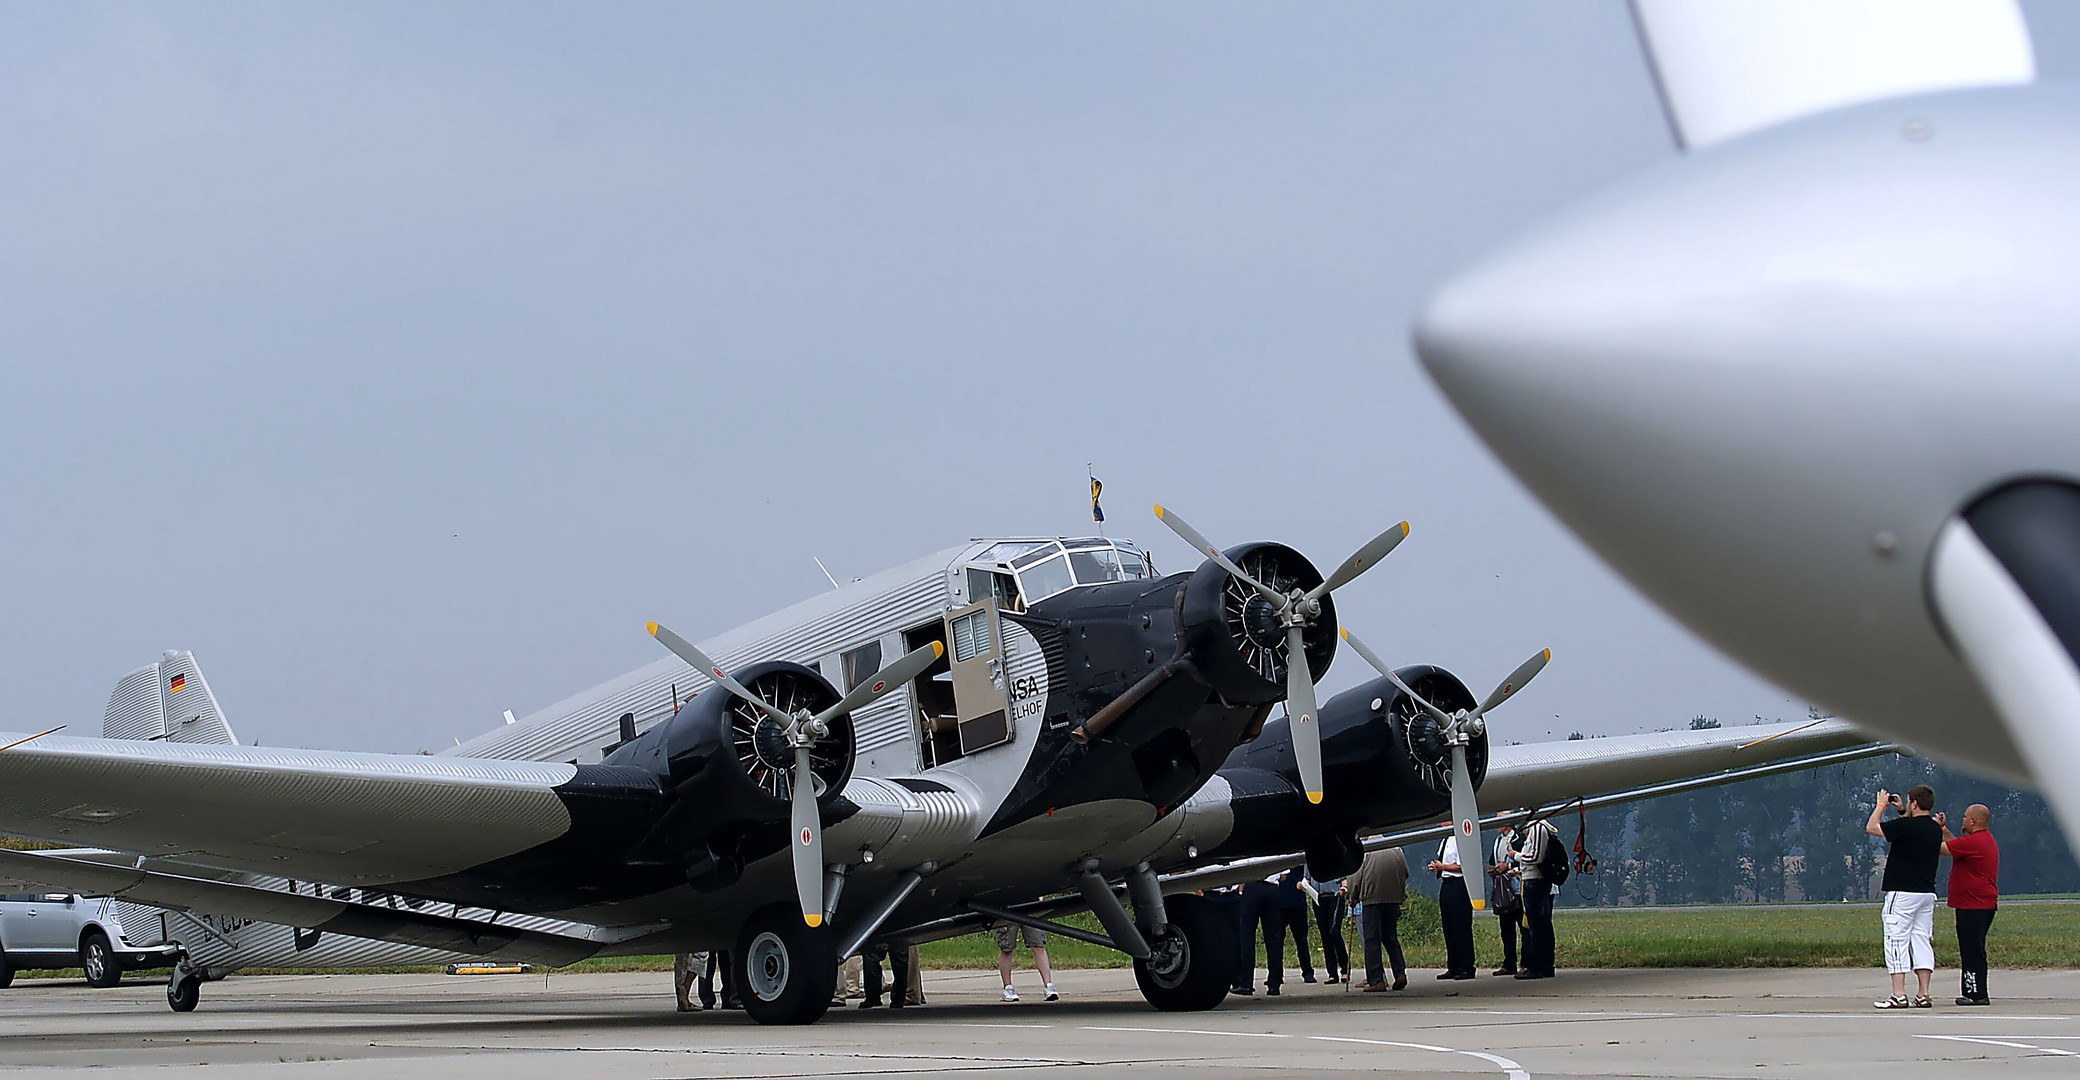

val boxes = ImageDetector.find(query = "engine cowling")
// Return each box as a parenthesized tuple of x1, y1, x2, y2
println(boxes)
(1178, 541, 1337, 706)
(606, 660, 856, 885)
(1213, 664, 1482, 877)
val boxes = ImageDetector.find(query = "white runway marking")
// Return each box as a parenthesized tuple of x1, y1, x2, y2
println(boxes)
(1311, 1034, 1532, 1080)
(1080, 1026, 1532, 1078)
(1917, 1034, 2080, 1058)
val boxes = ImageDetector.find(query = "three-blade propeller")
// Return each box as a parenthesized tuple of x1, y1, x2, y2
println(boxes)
(1151, 505, 1410, 804)
(1340, 626, 1549, 909)
(647, 621, 944, 927)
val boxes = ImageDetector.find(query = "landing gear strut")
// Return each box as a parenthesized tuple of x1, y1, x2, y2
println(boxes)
(1132, 894, 1236, 1012)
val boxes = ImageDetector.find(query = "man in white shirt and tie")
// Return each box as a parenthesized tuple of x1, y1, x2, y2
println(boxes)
(1428, 833, 1478, 980)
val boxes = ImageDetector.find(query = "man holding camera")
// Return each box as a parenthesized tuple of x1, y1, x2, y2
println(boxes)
(1866, 785, 1942, 1009)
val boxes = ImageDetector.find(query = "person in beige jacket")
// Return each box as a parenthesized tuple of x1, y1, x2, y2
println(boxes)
(1342, 847, 1410, 991)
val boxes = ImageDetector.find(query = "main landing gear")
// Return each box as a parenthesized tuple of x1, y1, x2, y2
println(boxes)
(735, 904, 836, 1025)
(1132, 894, 1237, 1012)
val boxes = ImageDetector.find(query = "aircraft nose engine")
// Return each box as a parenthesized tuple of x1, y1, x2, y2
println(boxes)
(618, 659, 856, 885)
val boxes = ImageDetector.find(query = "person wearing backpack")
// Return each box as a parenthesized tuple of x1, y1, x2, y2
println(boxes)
(1515, 818, 1565, 980)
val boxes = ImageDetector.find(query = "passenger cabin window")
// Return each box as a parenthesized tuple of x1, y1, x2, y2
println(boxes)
(841, 641, 883, 691)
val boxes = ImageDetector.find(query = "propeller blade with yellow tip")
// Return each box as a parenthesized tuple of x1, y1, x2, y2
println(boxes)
(646, 621, 793, 725)
(1306, 522, 1411, 602)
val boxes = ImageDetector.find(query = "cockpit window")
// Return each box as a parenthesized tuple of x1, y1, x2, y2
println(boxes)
(1119, 550, 1147, 578)
(1010, 543, 1064, 570)
(1017, 554, 1074, 602)
(1068, 547, 1123, 585)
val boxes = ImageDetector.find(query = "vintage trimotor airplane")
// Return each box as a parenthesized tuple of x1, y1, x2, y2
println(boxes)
(0, 508, 1880, 1023)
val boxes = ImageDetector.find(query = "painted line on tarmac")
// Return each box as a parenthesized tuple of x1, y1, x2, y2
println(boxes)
(1080, 1025, 1532, 1078)
(1357, 1006, 2080, 1023)
(1084, 1026, 1289, 1039)
(1309, 1035, 1530, 1080)
(1917, 1034, 2080, 1058)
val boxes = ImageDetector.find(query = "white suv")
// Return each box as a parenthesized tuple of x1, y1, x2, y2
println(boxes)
(0, 893, 181, 988)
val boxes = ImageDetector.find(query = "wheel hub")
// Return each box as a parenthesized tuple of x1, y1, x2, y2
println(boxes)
(1144, 926, 1192, 989)
(745, 931, 791, 1003)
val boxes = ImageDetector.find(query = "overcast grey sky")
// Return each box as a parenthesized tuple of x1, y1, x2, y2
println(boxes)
(7, 2, 2079, 754)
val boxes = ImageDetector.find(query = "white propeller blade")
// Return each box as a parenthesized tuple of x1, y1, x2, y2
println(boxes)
(646, 622, 794, 726)
(1473, 649, 1551, 719)
(791, 744, 824, 927)
(816, 641, 944, 725)
(1152, 504, 1284, 603)
(1306, 522, 1410, 602)
(1285, 624, 1324, 804)
(1449, 741, 1485, 912)
(1337, 627, 1454, 725)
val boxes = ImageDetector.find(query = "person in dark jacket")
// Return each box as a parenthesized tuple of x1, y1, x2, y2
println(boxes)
(1308, 872, 1350, 984)
(1428, 834, 1477, 980)
(1235, 872, 1289, 995)
(1275, 868, 1317, 984)
(1344, 847, 1409, 991)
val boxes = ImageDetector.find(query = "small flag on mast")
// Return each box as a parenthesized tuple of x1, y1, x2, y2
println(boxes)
(1089, 472, 1105, 523)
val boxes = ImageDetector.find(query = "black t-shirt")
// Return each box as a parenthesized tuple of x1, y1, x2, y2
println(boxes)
(1881, 815, 1943, 894)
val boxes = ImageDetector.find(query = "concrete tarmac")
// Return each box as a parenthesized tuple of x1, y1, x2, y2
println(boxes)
(5, 966, 2080, 1078)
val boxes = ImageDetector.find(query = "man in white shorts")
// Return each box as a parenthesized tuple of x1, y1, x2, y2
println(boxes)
(994, 921, 1057, 1002)
(1866, 784, 1942, 1009)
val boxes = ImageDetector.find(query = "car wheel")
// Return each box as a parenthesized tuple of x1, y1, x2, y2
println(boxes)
(1133, 894, 1238, 1012)
(167, 974, 200, 1013)
(81, 931, 123, 989)
(733, 904, 835, 1026)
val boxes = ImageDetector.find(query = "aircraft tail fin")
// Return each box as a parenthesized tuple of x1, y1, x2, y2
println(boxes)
(103, 650, 241, 746)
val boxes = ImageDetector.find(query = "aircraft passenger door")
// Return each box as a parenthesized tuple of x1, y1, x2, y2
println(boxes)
(945, 599, 1013, 755)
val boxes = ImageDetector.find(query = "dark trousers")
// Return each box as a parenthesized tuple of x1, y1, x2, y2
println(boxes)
(1957, 906, 1996, 1000)
(1237, 882, 1285, 989)
(863, 944, 913, 1006)
(699, 949, 735, 1008)
(1522, 880, 1555, 976)
(1281, 905, 1314, 979)
(1439, 877, 1476, 976)
(1495, 904, 1528, 972)
(1314, 896, 1349, 979)
(1360, 901, 1405, 986)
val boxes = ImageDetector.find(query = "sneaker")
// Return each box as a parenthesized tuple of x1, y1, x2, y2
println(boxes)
(1044, 983, 1059, 1002)
(1873, 996, 1912, 1010)
(1912, 995, 1933, 1009)
(1001, 985, 1020, 1003)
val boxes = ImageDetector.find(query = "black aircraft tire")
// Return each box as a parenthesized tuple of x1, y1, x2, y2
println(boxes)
(1133, 894, 1237, 1012)
(734, 905, 835, 1026)
(167, 974, 200, 1013)
(82, 931, 122, 988)
(0, 945, 14, 989)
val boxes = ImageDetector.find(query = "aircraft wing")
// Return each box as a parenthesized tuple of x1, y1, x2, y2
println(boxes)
(0, 731, 641, 885)
(0, 848, 636, 965)
(1158, 718, 1890, 894)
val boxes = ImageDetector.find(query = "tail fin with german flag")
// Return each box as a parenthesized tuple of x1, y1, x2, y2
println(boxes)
(102, 650, 241, 746)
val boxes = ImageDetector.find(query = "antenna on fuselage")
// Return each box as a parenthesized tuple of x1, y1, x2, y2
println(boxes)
(813, 556, 841, 591)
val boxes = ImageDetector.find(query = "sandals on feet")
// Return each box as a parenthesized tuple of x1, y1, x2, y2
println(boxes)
(1874, 996, 1912, 1010)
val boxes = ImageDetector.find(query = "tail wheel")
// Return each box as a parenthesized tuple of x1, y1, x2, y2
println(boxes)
(1133, 895, 1238, 1012)
(81, 931, 122, 988)
(734, 904, 836, 1026)
(167, 974, 200, 1013)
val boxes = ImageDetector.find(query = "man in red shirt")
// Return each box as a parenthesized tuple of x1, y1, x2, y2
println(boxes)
(1939, 803, 2000, 1006)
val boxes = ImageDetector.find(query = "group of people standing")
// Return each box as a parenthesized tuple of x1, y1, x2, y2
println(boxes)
(1867, 784, 2001, 1009)
(1228, 816, 1569, 994)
